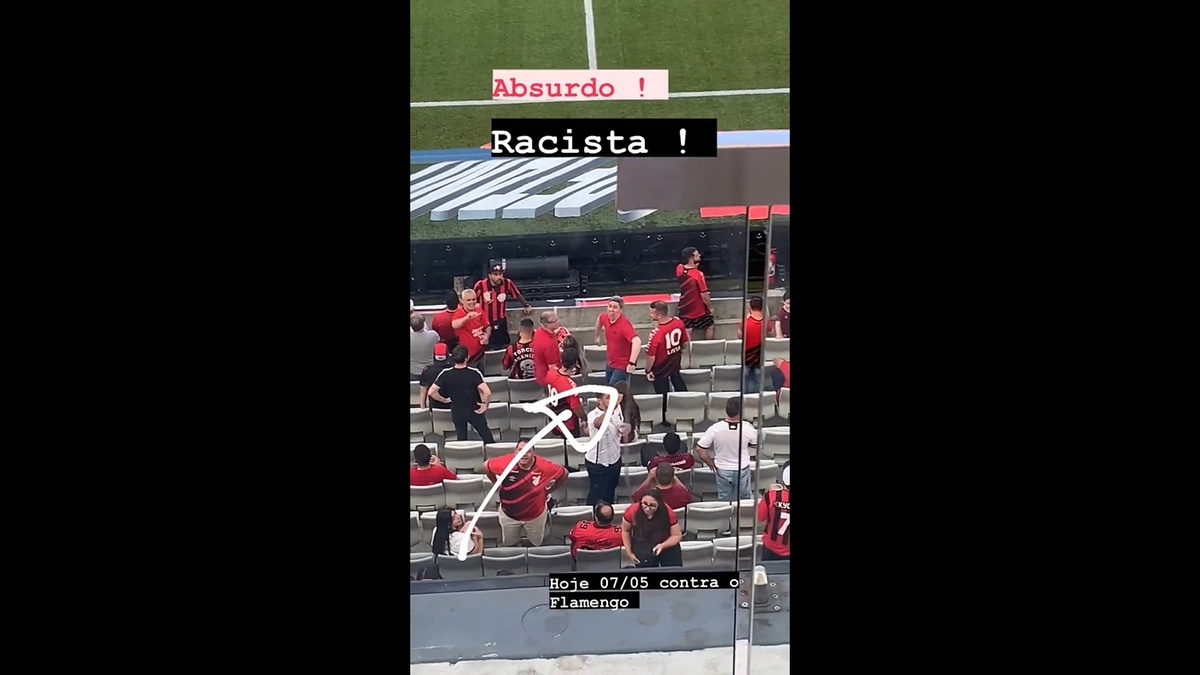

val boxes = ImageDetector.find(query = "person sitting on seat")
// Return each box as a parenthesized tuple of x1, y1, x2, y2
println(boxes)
(632, 462, 693, 510)
(646, 431, 695, 471)
(430, 508, 483, 558)
(568, 501, 624, 560)
(410, 444, 457, 486)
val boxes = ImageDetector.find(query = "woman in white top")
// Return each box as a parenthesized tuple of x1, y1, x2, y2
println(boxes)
(431, 508, 484, 558)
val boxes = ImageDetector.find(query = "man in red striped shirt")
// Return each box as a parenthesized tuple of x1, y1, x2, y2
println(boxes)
(676, 247, 715, 340)
(756, 461, 790, 560)
(485, 438, 568, 546)
(737, 296, 766, 393)
(473, 264, 533, 350)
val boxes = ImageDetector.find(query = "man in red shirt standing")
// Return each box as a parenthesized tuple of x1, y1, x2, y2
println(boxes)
(473, 264, 533, 350)
(737, 295, 766, 393)
(756, 460, 790, 560)
(676, 247, 715, 340)
(532, 310, 563, 386)
(593, 295, 642, 386)
(645, 300, 689, 428)
(485, 438, 568, 546)
(545, 349, 587, 439)
(430, 290, 460, 351)
(568, 501, 624, 560)
(451, 288, 490, 367)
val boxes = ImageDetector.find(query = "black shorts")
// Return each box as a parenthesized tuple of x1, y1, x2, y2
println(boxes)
(681, 313, 715, 331)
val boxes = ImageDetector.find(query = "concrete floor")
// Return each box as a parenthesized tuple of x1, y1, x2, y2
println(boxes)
(411, 642, 790, 675)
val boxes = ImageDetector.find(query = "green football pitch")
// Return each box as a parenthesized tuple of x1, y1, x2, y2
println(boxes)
(410, 0, 790, 239)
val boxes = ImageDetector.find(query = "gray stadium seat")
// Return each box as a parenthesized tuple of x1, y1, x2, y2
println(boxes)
(764, 338, 789, 364)
(680, 540, 714, 567)
(410, 484, 446, 513)
(689, 340, 726, 368)
(441, 441, 485, 474)
(711, 366, 742, 393)
(706, 392, 740, 424)
(585, 371, 607, 390)
(411, 552, 435, 576)
(508, 405, 546, 437)
(686, 501, 734, 540)
(620, 440, 646, 467)
(725, 340, 743, 365)
(778, 387, 791, 420)
(410, 408, 432, 442)
(672, 506, 687, 530)
(759, 391, 778, 420)
(483, 350, 506, 377)
(734, 498, 758, 535)
(754, 460, 780, 491)
(575, 547, 623, 572)
(430, 408, 457, 437)
(483, 548, 528, 575)
(632, 394, 664, 433)
(507, 378, 545, 403)
(616, 466, 648, 501)
(666, 391, 707, 433)
(466, 511, 502, 547)
(629, 370, 655, 396)
(761, 427, 788, 460)
(742, 393, 763, 424)
(534, 438, 567, 467)
(437, 552, 485, 580)
(484, 376, 509, 403)
(712, 535, 755, 568)
(584, 346, 607, 371)
(484, 442, 518, 462)
(410, 381, 421, 408)
(419, 511, 440, 537)
(551, 505, 594, 543)
(410, 511, 422, 549)
(527, 546, 575, 573)
(444, 476, 488, 511)
(564, 471, 591, 505)
(679, 368, 712, 393)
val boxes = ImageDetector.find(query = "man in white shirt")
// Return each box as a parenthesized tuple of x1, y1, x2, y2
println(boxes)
(694, 397, 758, 500)
(585, 386, 629, 505)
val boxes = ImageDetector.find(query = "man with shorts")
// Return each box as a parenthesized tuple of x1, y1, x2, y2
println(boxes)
(676, 247, 715, 340)
(484, 438, 568, 547)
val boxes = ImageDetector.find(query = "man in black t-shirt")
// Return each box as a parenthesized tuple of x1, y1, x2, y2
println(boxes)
(418, 343, 454, 409)
(428, 345, 495, 443)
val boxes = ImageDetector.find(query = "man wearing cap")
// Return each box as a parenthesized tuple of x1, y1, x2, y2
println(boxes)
(473, 264, 533, 350)
(418, 343, 454, 409)
(594, 295, 642, 385)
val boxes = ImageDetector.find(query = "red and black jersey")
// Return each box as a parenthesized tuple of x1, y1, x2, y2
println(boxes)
(743, 315, 764, 367)
(485, 454, 567, 522)
(646, 317, 689, 378)
(757, 488, 791, 558)
(675, 264, 710, 319)
(503, 339, 535, 379)
(568, 519, 624, 559)
(473, 278, 521, 324)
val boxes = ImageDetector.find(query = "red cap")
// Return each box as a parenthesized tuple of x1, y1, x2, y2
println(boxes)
(434, 343, 448, 358)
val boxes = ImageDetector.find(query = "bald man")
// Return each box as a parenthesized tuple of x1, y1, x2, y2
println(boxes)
(533, 310, 563, 386)
(451, 288, 490, 366)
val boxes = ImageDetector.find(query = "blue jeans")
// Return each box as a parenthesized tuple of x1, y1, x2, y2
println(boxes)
(742, 367, 762, 394)
(606, 367, 629, 385)
(715, 467, 751, 500)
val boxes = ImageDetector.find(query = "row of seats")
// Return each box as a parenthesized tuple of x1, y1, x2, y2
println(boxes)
(410, 500, 769, 553)
(411, 537, 762, 579)
(411, 367, 787, 408)
(409, 389, 792, 442)
(461, 338, 790, 379)
(409, 428, 790, 474)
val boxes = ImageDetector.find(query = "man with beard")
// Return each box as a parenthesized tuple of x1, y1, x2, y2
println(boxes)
(473, 264, 533, 349)
(645, 300, 689, 427)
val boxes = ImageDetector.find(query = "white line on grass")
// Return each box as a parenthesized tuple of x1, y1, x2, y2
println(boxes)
(583, 0, 598, 69)
(410, 87, 789, 108)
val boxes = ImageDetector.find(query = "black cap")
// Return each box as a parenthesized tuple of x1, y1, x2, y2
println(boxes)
(490, 264, 503, 273)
